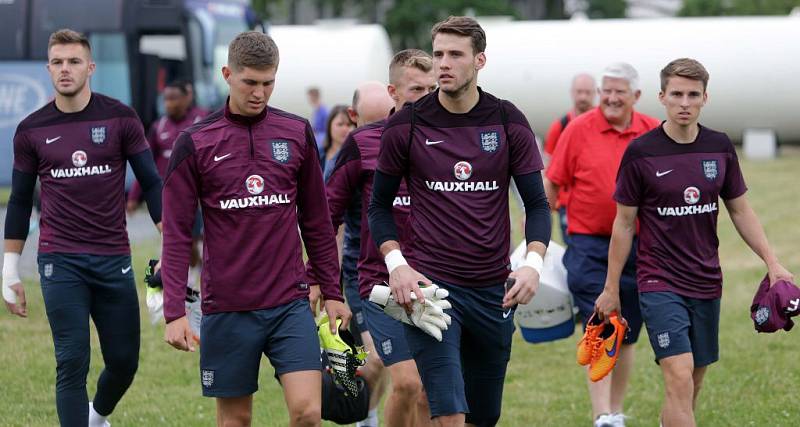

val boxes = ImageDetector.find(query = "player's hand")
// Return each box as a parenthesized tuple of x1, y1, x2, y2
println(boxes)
(504, 267, 540, 309)
(3, 282, 27, 318)
(389, 265, 431, 309)
(767, 262, 794, 287)
(308, 284, 322, 316)
(126, 200, 139, 214)
(594, 287, 622, 322)
(165, 316, 197, 352)
(323, 300, 351, 334)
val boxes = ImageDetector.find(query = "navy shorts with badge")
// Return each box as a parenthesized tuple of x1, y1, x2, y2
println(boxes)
(404, 278, 514, 426)
(361, 298, 413, 366)
(564, 234, 643, 344)
(199, 298, 320, 397)
(639, 291, 720, 367)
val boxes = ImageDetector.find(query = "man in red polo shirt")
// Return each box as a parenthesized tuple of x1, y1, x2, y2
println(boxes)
(544, 73, 596, 244)
(546, 62, 659, 427)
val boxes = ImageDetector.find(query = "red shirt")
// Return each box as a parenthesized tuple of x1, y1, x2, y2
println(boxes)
(544, 110, 577, 209)
(546, 107, 659, 236)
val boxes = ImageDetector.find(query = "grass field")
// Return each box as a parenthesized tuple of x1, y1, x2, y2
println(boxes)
(1, 150, 799, 426)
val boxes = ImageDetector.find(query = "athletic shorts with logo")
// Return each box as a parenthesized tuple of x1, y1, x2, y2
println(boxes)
(564, 233, 643, 344)
(404, 278, 514, 425)
(361, 297, 412, 366)
(199, 298, 320, 397)
(639, 291, 720, 367)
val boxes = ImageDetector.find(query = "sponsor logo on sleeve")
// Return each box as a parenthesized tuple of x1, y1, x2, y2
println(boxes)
(702, 160, 718, 181)
(479, 130, 500, 153)
(90, 126, 107, 144)
(271, 140, 291, 164)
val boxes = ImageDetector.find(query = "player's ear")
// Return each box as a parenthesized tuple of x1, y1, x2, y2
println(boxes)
(633, 89, 642, 102)
(222, 66, 232, 84)
(702, 91, 708, 106)
(387, 84, 399, 103)
(658, 90, 666, 106)
(475, 52, 486, 71)
(347, 106, 358, 124)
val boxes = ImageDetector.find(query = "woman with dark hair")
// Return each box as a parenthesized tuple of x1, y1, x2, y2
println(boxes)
(320, 104, 355, 175)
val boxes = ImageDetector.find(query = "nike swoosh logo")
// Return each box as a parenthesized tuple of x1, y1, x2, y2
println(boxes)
(605, 333, 619, 357)
(214, 153, 232, 162)
(45, 136, 61, 144)
(425, 139, 444, 145)
(656, 169, 673, 177)
(122, 266, 132, 274)
(502, 308, 513, 319)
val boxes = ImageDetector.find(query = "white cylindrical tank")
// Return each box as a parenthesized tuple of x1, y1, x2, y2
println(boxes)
(268, 22, 393, 117)
(478, 16, 800, 143)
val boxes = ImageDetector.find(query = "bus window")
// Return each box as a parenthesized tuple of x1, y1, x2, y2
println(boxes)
(90, 33, 131, 106)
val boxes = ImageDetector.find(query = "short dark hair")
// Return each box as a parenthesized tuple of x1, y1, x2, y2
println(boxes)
(165, 78, 190, 95)
(228, 31, 279, 71)
(431, 16, 486, 54)
(48, 29, 91, 53)
(389, 49, 433, 85)
(660, 58, 709, 92)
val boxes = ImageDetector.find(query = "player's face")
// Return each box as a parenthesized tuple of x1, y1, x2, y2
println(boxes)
(392, 66, 437, 106)
(47, 43, 95, 97)
(432, 33, 485, 98)
(223, 65, 276, 116)
(659, 76, 707, 127)
(163, 86, 191, 120)
(571, 76, 596, 114)
(329, 112, 354, 145)
(599, 77, 640, 126)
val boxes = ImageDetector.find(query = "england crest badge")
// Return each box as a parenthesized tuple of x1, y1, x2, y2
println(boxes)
(90, 126, 107, 144)
(702, 160, 718, 181)
(271, 140, 290, 164)
(479, 130, 500, 153)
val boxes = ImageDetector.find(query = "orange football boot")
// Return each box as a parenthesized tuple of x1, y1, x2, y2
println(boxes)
(589, 312, 627, 382)
(577, 312, 605, 366)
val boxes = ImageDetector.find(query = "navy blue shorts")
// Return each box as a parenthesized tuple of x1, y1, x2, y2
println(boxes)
(342, 266, 365, 334)
(639, 291, 720, 367)
(361, 298, 412, 366)
(191, 209, 203, 238)
(199, 299, 321, 397)
(564, 234, 642, 344)
(405, 278, 514, 425)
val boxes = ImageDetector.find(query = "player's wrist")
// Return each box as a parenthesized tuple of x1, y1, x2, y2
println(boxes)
(384, 249, 408, 274)
(521, 251, 544, 275)
(2, 252, 22, 287)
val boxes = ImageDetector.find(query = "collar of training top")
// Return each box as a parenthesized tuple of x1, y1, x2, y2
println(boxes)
(224, 97, 268, 126)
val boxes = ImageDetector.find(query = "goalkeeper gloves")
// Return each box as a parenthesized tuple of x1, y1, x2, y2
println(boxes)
(369, 282, 452, 341)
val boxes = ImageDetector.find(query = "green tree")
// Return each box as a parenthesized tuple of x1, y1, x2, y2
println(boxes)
(383, 0, 518, 50)
(679, 0, 800, 16)
(587, 0, 627, 18)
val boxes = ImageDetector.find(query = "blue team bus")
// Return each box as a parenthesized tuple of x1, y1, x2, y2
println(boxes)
(0, 0, 258, 185)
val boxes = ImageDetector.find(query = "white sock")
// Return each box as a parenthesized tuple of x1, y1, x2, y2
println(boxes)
(88, 402, 108, 427)
(356, 408, 378, 427)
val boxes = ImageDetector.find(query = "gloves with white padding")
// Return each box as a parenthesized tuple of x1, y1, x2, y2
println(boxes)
(369, 282, 452, 341)
(144, 259, 164, 325)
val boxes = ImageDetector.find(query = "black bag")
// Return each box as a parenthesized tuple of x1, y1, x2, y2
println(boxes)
(320, 352, 370, 424)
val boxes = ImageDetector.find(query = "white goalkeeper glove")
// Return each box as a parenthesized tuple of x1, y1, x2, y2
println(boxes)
(369, 282, 452, 341)
(146, 287, 164, 325)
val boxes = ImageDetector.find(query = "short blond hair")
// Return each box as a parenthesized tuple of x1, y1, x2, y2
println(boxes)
(228, 31, 279, 71)
(48, 29, 91, 53)
(389, 49, 432, 85)
(660, 58, 709, 92)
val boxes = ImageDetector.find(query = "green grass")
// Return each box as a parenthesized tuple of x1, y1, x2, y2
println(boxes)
(1, 151, 799, 426)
